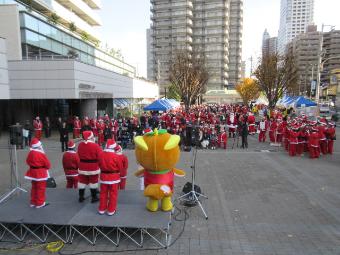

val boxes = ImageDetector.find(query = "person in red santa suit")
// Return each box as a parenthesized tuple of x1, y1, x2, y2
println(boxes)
(218, 128, 228, 149)
(77, 131, 102, 203)
(98, 139, 123, 215)
(91, 118, 98, 138)
(296, 123, 307, 156)
(325, 122, 336, 154)
(276, 118, 284, 145)
(227, 112, 238, 138)
(258, 117, 268, 142)
(269, 118, 277, 144)
(318, 119, 328, 155)
(97, 119, 105, 147)
(289, 125, 300, 157)
(24, 138, 51, 208)
(283, 122, 291, 151)
(62, 140, 80, 189)
(247, 112, 256, 135)
(114, 145, 129, 190)
(308, 126, 320, 159)
(73, 116, 82, 139)
(33, 116, 43, 140)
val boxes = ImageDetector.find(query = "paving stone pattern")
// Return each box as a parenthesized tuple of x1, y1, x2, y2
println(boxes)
(0, 130, 340, 254)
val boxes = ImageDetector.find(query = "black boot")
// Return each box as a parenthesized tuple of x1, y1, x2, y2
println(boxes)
(90, 189, 99, 203)
(79, 189, 85, 203)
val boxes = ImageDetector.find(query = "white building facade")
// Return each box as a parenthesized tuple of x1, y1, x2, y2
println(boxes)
(278, 0, 314, 55)
(0, 0, 158, 125)
(0, 37, 10, 99)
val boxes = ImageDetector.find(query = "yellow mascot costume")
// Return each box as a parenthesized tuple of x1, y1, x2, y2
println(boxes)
(134, 128, 185, 212)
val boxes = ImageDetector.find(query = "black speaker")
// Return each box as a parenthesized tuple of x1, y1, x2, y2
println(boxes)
(46, 177, 57, 188)
(185, 126, 192, 146)
(9, 125, 23, 146)
(182, 182, 202, 197)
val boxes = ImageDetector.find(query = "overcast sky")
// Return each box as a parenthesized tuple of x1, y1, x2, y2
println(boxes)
(99, 0, 340, 77)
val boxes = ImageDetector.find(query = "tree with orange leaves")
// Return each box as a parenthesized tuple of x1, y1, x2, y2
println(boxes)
(235, 78, 260, 105)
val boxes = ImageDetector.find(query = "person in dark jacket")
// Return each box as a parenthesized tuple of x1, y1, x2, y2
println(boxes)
(59, 122, 69, 152)
(23, 120, 33, 148)
(239, 118, 248, 149)
(44, 116, 51, 138)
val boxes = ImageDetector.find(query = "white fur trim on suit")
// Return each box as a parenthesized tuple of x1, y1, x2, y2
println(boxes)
(78, 169, 100, 175)
(99, 180, 120, 185)
(78, 183, 86, 189)
(65, 174, 79, 177)
(103, 149, 115, 153)
(31, 141, 42, 148)
(24, 176, 49, 181)
(89, 183, 98, 189)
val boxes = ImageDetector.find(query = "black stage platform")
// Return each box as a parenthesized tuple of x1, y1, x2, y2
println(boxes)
(0, 189, 172, 247)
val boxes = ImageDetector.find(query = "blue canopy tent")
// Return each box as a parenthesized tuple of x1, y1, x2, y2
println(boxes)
(283, 96, 299, 107)
(159, 99, 173, 109)
(113, 98, 130, 108)
(143, 99, 170, 111)
(292, 96, 317, 108)
(167, 99, 180, 107)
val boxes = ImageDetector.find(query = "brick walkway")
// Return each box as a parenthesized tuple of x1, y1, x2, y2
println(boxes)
(0, 130, 340, 254)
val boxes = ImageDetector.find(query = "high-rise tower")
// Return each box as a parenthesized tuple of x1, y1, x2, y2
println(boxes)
(278, 0, 314, 54)
(150, 0, 243, 92)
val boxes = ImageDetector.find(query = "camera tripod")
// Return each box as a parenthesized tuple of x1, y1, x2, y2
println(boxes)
(231, 127, 240, 149)
(176, 145, 208, 220)
(0, 143, 27, 204)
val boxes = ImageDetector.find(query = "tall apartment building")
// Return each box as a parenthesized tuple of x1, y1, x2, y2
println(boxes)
(287, 25, 320, 96)
(278, 0, 314, 55)
(287, 25, 340, 98)
(321, 30, 340, 87)
(150, 0, 243, 92)
(146, 28, 154, 80)
(262, 29, 278, 56)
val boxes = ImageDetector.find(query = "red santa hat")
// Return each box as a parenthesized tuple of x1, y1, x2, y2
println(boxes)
(319, 119, 327, 125)
(83, 130, 94, 141)
(143, 128, 153, 134)
(105, 139, 117, 150)
(67, 140, 76, 149)
(31, 138, 42, 148)
(115, 145, 122, 154)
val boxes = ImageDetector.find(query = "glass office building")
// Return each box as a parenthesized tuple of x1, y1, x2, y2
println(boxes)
(1, 0, 136, 76)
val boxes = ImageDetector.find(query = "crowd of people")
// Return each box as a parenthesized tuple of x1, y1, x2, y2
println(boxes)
(23, 102, 337, 215)
(27, 103, 336, 155)
(259, 111, 336, 158)
(25, 133, 128, 216)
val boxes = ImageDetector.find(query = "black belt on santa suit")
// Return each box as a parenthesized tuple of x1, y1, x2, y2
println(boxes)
(80, 159, 98, 163)
(101, 170, 120, 174)
(30, 166, 43, 169)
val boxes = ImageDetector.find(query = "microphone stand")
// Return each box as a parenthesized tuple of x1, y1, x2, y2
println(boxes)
(176, 140, 208, 220)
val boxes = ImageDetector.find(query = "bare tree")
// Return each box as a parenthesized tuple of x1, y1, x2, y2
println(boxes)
(253, 52, 296, 109)
(169, 50, 209, 111)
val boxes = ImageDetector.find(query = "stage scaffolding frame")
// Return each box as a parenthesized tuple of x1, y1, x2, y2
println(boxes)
(0, 221, 171, 248)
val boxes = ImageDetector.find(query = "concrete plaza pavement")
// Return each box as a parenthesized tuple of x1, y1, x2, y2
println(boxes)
(0, 129, 340, 254)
